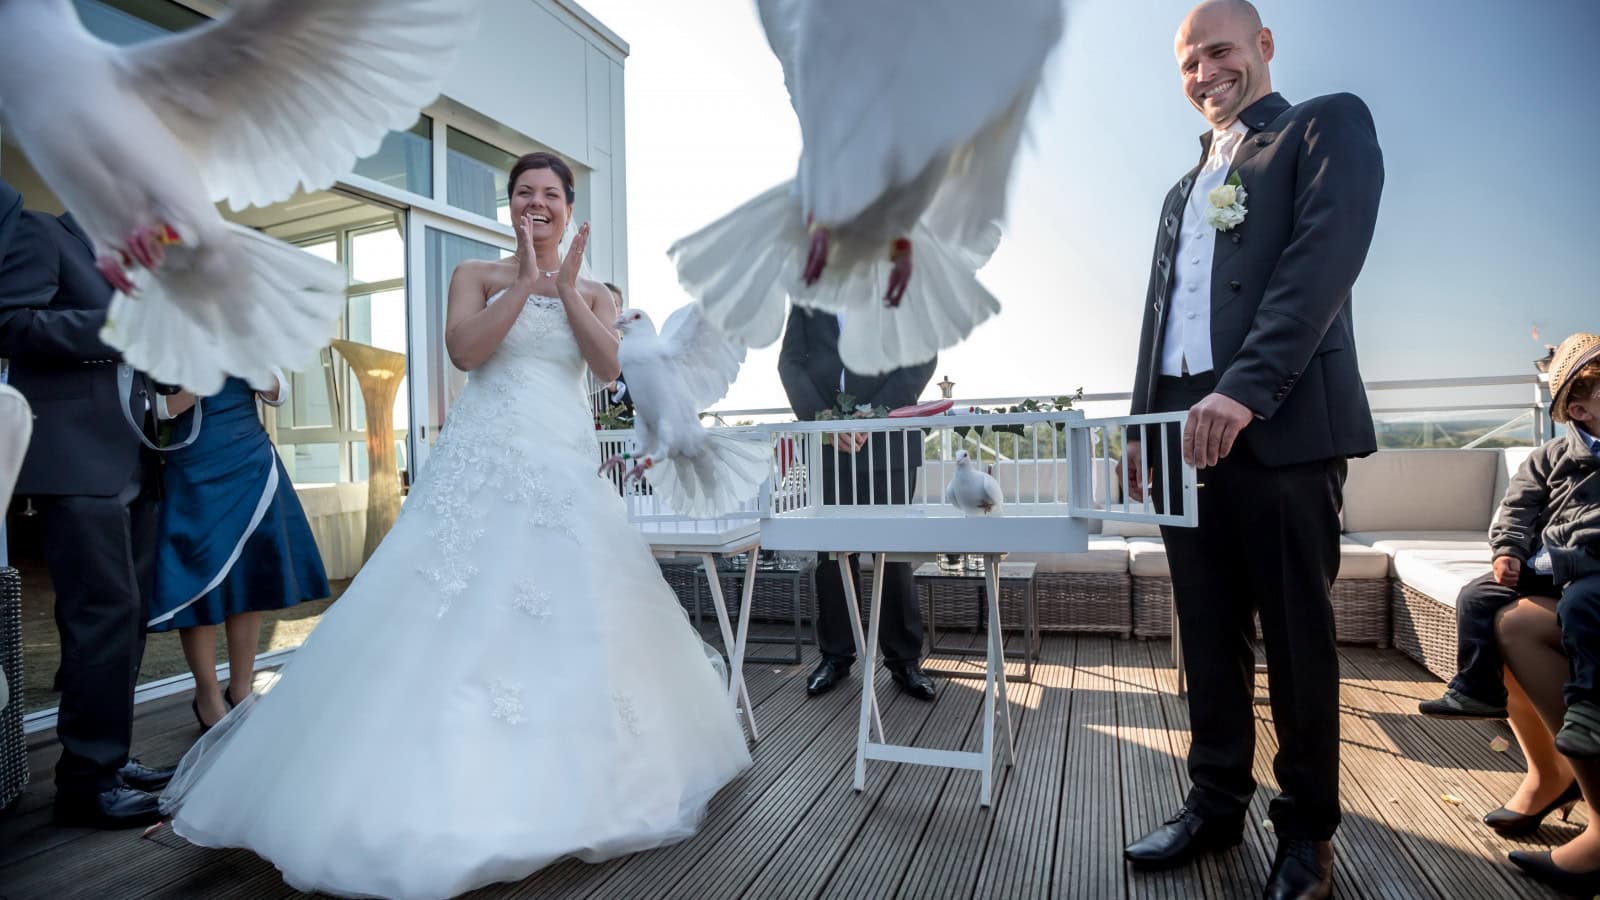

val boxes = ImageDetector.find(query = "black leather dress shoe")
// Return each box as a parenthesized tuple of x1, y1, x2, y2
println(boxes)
(887, 663, 936, 702)
(53, 786, 162, 828)
(806, 659, 851, 696)
(119, 759, 175, 793)
(1265, 839, 1333, 900)
(1509, 850, 1600, 897)
(1124, 807, 1244, 870)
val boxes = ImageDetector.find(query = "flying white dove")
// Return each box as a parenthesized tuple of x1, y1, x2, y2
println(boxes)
(945, 450, 1004, 516)
(0, 0, 478, 395)
(601, 304, 771, 519)
(669, 0, 1064, 376)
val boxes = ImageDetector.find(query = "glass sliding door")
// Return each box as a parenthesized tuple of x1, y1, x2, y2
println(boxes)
(404, 211, 513, 475)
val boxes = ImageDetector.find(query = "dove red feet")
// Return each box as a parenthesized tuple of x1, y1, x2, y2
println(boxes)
(885, 237, 912, 308)
(597, 453, 628, 478)
(624, 457, 655, 483)
(97, 224, 181, 294)
(96, 253, 138, 294)
(803, 221, 830, 286)
(597, 453, 654, 484)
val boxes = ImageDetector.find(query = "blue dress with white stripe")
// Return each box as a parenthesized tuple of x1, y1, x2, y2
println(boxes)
(148, 378, 328, 632)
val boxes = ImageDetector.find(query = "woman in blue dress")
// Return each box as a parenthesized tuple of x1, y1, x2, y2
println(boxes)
(149, 372, 329, 730)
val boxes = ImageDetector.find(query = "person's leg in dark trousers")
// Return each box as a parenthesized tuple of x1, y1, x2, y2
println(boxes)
(1232, 450, 1345, 841)
(1439, 572, 1556, 710)
(1558, 574, 1600, 711)
(813, 552, 862, 666)
(39, 470, 155, 800)
(1144, 374, 1259, 823)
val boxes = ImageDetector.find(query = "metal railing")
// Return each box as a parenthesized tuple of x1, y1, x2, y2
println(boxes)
(695, 374, 1554, 449)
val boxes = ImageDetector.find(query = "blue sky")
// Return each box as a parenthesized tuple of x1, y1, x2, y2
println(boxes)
(580, 0, 1596, 410)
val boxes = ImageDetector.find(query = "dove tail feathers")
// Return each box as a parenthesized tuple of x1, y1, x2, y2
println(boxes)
(644, 433, 771, 520)
(819, 218, 1002, 377)
(102, 224, 345, 396)
(668, 182, 805, 350)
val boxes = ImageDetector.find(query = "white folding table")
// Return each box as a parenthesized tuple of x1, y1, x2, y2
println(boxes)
(640, 518, 764, 742)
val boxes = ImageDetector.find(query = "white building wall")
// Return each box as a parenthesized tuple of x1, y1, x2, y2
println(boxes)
(440, 0, 629, 293)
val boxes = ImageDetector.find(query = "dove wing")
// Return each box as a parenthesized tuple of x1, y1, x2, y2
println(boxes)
(757, 0, 1062, 228)
(655, 303, 747, 414)
(114, 0, 478, 211)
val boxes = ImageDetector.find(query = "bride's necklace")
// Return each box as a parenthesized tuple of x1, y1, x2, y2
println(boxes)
(536, 265, 559, 279)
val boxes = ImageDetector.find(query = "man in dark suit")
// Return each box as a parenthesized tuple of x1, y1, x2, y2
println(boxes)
(779, 307, 937, 701)
(0, 186, 175, 827)
(1117, 4, 1381, 898)
(0, 179, 20, 258)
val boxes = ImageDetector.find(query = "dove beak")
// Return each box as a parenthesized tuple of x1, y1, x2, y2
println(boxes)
(613, 314, 628, 330)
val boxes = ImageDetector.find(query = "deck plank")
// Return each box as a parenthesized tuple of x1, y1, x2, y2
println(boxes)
(0, 636, 1573, 900)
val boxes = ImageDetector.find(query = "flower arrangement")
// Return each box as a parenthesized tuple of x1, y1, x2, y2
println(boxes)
(813, 392, 891, 445)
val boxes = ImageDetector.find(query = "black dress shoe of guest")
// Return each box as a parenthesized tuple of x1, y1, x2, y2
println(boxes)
(1124, 807, 1244, 870)
(806, 659, 851, 696)
(887, 663, 936, 702)
(118, 759, 175, 793)
(1483, 780, 1583, 836)
(53, 786, 162, 828)
(1265, 839, 1333, 900)
(1509, 850, 1600, 897)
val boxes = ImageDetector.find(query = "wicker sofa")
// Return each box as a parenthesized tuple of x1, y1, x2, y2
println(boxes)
(1340, 447, 1532, 679)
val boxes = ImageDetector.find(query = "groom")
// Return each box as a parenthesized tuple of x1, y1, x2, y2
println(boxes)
(1119, 3, 1381, 898)
(779, 307, 937, 702)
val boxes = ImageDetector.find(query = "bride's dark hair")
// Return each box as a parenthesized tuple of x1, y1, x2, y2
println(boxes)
(507, 152, 575, 206)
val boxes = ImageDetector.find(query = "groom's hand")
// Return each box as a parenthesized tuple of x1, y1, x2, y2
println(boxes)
(1184, 393, 1253, 468)
(1117, 441, 1149, 503)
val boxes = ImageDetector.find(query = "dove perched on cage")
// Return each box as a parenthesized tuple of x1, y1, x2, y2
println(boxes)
(668, 0, 1064, 376)
(601, 304, 771, 519)
(0, 0, 479, 395)
(945, 450, 1004, 516)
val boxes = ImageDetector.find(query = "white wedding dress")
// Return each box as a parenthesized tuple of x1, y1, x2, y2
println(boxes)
(161, 293, 752, 899)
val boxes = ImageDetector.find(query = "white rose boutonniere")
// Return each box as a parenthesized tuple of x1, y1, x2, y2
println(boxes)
(1204, 172, 1248, 232)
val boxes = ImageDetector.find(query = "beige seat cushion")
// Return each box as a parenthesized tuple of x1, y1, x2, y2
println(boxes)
(1392, 548, 1494, 608)
(1492, 446, 1536, 524)
(1004, 537, 1129, 574)
(1337, 538, 1393, 580)
(1342, 449, 1500, 533)
(1128, 536, 1394, 581)
(1344, 531, 1487, 575)
(1126, 538, 1169, 577)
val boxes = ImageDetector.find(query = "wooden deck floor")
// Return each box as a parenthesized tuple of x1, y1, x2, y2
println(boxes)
(0, 635, 1580, 899)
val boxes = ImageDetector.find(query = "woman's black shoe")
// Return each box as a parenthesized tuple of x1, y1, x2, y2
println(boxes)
(1483, 781, 1583, 836)
(1508, 850, 1600, 897)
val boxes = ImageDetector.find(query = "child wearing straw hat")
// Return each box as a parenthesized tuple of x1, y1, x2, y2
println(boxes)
(1420, 332, 1600, 755)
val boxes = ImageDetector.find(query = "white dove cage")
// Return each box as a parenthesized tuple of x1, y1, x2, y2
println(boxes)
(757, 409, 1196, 805)
(595, 427, 769, 740)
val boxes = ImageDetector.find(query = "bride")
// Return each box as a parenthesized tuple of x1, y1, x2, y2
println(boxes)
(160, 152, 752, 899)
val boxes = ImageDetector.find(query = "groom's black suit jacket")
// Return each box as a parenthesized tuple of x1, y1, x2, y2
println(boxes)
(1129, 92, 1381, 466)
(0, 208, 158, 497)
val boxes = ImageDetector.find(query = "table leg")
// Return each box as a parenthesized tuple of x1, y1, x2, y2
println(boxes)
(702, 553, 756, 739)
(854, 551, 890, 792)
(732, 548, 760, 742)
(838, 554, 884, 743)
(982, 553, 1017, 807)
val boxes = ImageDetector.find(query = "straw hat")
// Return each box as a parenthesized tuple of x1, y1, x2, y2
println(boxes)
(1550, 332, 1600, 423)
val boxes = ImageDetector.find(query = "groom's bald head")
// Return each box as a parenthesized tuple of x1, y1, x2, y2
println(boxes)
(1175, 0, 1274, 127)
